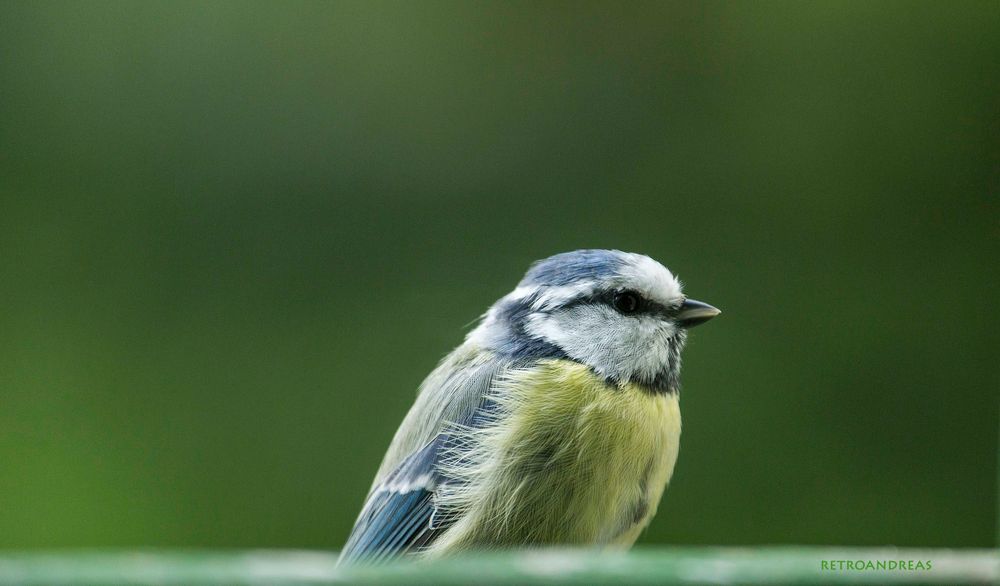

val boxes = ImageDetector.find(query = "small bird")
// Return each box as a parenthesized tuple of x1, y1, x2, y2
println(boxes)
(340, 250, 719, 563)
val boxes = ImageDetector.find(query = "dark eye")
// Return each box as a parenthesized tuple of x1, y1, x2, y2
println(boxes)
(612, 290, 641, 314)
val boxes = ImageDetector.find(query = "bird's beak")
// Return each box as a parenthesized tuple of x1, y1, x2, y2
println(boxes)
(676, 298, 721, 328)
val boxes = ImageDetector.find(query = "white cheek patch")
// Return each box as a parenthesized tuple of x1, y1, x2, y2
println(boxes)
(525, 306, 677, 385)
(631, 319, 678, 381)
(522, 312, 568, 353)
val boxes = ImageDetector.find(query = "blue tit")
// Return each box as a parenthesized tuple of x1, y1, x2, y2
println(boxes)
(340, 250, 720, 564)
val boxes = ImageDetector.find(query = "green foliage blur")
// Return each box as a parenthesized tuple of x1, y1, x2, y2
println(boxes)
(0, 1, 996, 550)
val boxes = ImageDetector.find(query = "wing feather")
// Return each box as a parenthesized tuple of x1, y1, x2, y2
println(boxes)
(340, 346, 533, 563)
(339, 436, 444, 563)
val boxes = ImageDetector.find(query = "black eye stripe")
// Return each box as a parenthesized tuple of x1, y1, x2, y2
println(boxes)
(547, 289, 679, 318)
(607, 289, 678, 317)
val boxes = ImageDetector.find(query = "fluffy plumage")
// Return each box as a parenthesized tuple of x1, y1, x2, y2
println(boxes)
(339, 250, 718, 563)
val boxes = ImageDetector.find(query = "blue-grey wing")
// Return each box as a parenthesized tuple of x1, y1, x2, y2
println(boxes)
(339, 347, 534, 564)
(339, 434, 450, 563)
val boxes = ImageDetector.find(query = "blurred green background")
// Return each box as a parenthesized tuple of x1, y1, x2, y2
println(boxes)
(0, 1, 996, 551)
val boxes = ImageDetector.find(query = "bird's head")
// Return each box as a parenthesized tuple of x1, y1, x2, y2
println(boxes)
(468, 250, 720, 394)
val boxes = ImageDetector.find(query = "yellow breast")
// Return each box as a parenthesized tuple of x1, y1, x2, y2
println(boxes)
(429, 359, 681, 554)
